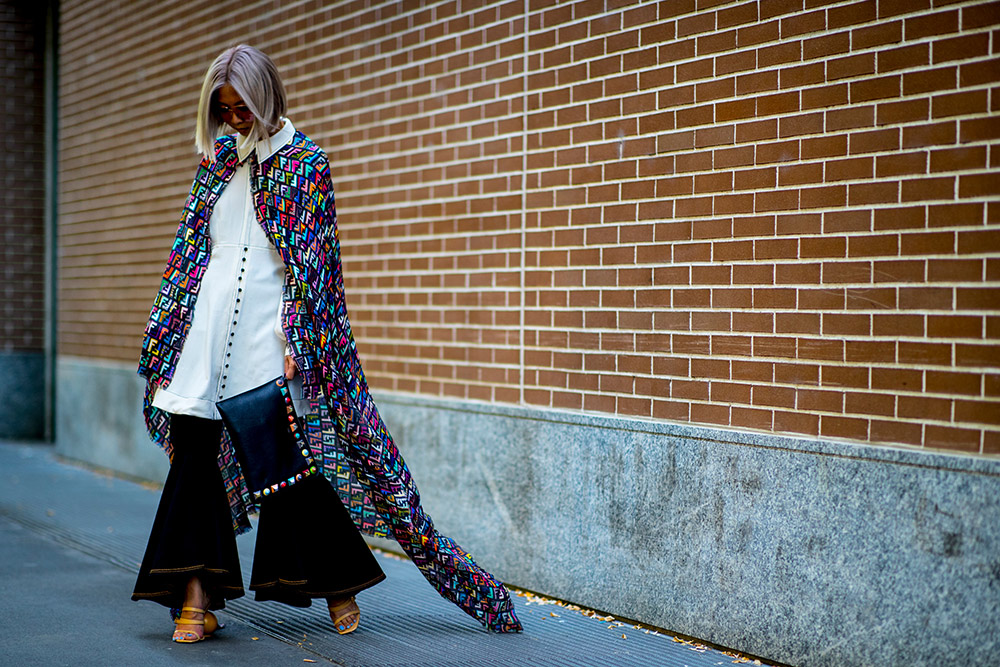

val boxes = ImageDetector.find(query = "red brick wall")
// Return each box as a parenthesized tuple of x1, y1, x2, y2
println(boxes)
(58, 0, 1000, 454)
(1, 0, 47, 354)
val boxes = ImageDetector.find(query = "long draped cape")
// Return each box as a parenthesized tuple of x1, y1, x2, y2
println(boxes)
(137, 132, 522, 633)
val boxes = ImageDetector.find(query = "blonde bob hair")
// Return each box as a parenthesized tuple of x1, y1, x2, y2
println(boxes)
(195, 44, 287, 157)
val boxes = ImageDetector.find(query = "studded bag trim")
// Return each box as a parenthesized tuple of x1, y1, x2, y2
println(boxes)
(216, 376, 319, 500)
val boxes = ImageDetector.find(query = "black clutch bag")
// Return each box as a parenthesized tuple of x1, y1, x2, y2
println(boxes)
(216, 376, 318, 500)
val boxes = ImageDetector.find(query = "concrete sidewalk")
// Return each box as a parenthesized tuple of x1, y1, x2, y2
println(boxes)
(0, 441, 775, 666)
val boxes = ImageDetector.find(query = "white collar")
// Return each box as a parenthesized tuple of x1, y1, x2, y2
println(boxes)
(236, 118, 295, 162)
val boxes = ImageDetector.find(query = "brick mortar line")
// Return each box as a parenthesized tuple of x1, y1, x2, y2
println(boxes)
(348, 337, 999, 358)
(541, 129, 998, 159)
(515, 323, 1000, 336)
(525, 25, 996, 80)
(586, 39, 982, 73)
(519, 0, 530, 406)
(325, 131, 997, 184)
(518, 205, 999, 221)
(519, 369, 998, 384)
(533, 82, 998, 122)
(538, 393, 1000, 425)
(371, 364, 999, 388)
(519, 403, 1000, 429)
(523, 3, 994, 60)
(539, 247, 997, 259)
(352, 303, 998, 311)
(327, 187, 996, 214)
(524, 0, 984, 27)
(525, 387, 996, 412)
(367, 390, 999, 417)
(519, 341, 998, 356)
(348, 285, 1000, 294)
(352, 307, 992, 316)
(353, 316, 1000, 327)
(520, 362, 1000, 384)
(337, 162, 998, 201)
(534, 358, 994, 369)
(341, 248, 1000, 263)
(301, 193, 1000, 223)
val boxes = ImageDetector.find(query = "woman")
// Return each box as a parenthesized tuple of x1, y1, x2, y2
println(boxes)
(133, 45, 521, 643)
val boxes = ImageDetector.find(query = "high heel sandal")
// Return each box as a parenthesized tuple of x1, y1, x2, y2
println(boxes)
(171, 607, 224, 635)
(327, 597, 361, 635)
(172, 606, 211, 643)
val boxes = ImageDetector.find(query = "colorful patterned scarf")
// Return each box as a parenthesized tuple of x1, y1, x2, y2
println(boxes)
(138, 131, 522, 633)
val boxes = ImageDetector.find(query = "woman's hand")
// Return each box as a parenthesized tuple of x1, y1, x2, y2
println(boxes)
(284, 355, 298, 380)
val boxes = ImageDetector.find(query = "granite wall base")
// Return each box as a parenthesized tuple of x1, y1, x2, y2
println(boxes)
(376, 395, 999, 667)
(0, 351, 45, 439)
(55, 356, 168, 482)
(54, 356, 1000, 666)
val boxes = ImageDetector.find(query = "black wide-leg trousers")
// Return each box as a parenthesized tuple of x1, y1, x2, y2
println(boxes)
(131, 414, 385, 611)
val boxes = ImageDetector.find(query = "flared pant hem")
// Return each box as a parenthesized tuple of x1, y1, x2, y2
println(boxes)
(248, 474, 386, 608)
(132, 414, 385, 612)
(250, 572, 386, 608)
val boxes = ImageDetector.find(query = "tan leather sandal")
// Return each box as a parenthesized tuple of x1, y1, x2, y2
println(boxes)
(171, 607, 223, 635)
(172, 606, 207, 643)
(327, 597, 360, 635)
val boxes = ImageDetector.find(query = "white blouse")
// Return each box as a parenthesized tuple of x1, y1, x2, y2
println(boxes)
(152, 119, 299, 420)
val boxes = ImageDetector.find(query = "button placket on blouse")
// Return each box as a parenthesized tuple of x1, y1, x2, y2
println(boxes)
(217, 163, 254, 401)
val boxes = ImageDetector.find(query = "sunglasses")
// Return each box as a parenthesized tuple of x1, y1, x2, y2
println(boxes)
(214, 102, 254, 121)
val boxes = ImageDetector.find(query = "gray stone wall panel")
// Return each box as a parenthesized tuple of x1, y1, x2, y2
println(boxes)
(375, 394, 1000, 667)
(55, 357, 167, 482)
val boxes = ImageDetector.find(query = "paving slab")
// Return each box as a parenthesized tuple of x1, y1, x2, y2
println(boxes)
(0, 441, 775, 666)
